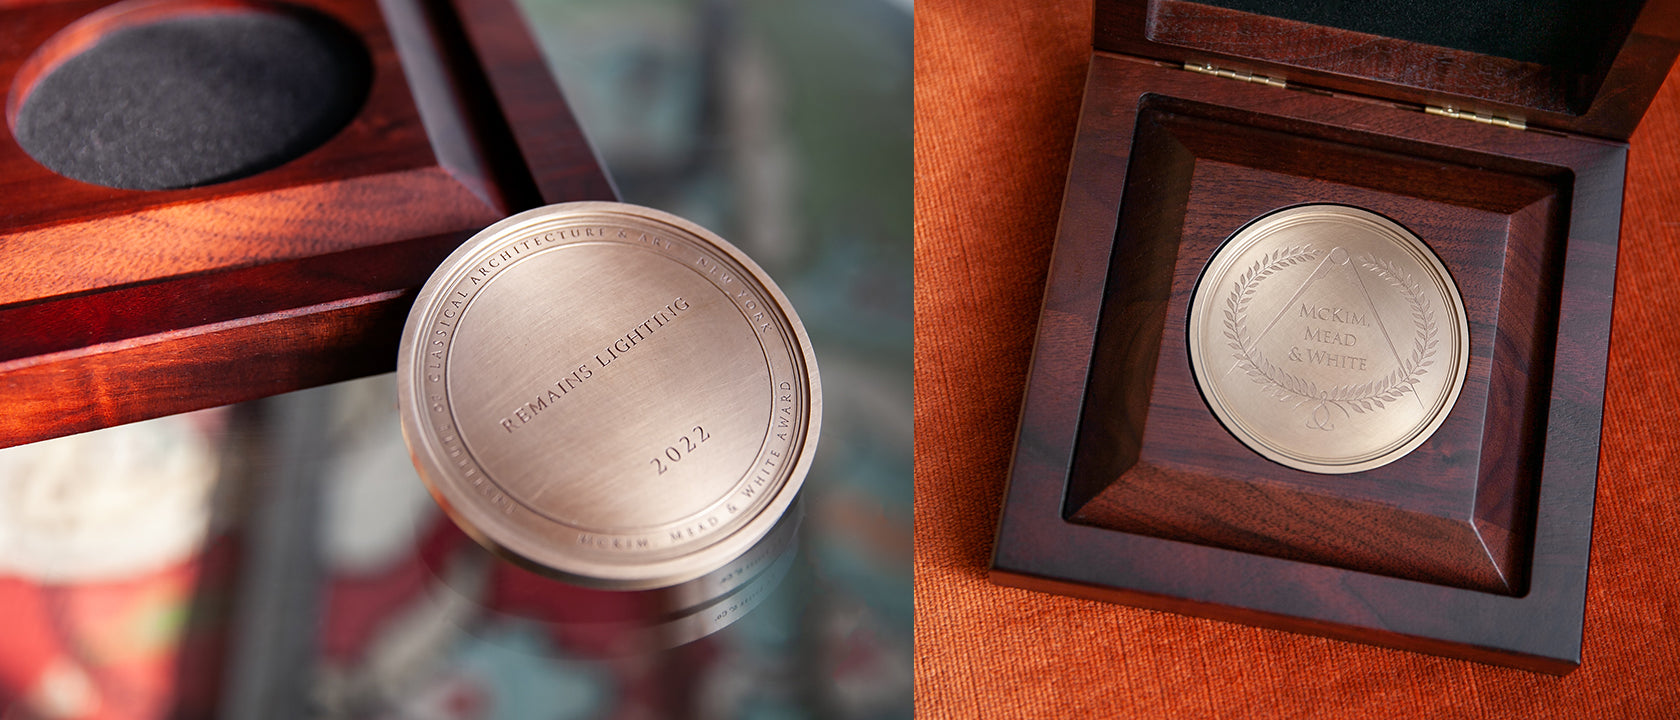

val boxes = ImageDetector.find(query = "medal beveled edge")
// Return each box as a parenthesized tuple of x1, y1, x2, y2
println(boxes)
(396, 201, 822, 589)
(1186, 204, 1470, 475)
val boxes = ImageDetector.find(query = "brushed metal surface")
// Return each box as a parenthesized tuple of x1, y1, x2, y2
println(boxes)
(1187, 205, 1468, 474)
(398, 202, 820, 589)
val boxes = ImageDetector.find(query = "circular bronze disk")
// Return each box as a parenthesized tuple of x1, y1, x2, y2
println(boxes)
(397, 202, 820, 589)
(1187, 205, 1468, 474)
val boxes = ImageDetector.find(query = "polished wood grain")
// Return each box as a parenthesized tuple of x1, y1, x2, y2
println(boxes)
(0, 0, 613, 447)
(992, 54, 1626, 674)
(450, 0, 617, 205)
(1094, 0, 1680, 140)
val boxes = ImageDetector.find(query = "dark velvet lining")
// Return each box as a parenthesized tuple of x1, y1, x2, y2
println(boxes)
(15, 9, 369, 190)
(1197, 0, 1644, 76)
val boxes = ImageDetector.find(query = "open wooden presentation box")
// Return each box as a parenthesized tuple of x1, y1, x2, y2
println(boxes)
(991, 0, 1680, 673)
(0, 0, 614, 448)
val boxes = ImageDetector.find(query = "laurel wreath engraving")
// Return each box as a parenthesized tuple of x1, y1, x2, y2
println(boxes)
(1221, 245, 1437, 429)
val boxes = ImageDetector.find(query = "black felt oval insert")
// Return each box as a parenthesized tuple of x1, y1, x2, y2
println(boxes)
(15, 8, 370, 190)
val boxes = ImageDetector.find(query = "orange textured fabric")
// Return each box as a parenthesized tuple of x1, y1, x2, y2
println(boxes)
(913, 2, 1680, 717)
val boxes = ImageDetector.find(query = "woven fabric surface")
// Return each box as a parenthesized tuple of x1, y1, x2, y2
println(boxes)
(912, 1, 1680, 717)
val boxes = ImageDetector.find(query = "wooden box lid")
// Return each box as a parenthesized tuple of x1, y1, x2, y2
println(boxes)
(1095, 0, 1680, 139)
(0, 0, 612, 448)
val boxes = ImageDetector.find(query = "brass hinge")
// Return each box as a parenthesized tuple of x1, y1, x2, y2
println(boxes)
(1424, 105, 1527, 130)
(1184, 62, 1286, 89)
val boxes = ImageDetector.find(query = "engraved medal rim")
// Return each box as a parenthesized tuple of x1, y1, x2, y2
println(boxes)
(1187, 204, 1470, 475)
(396, 201, 821, 589)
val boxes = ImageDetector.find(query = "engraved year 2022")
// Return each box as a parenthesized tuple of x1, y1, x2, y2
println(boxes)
(651, 425, 711, 474)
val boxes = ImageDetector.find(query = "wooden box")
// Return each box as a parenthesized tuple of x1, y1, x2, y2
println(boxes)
(0, 0, 613, 448)
(991, 0, 1680, 673)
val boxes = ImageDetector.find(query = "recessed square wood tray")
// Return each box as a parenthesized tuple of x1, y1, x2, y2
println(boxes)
(0, 0, 612, 448)
(992, 0, 1680, 674)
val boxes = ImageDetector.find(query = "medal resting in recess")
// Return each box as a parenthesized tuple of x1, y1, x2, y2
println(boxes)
(397, 202, 821, 591)
(1187, 204, 1469, 474)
